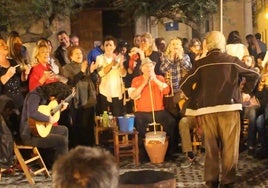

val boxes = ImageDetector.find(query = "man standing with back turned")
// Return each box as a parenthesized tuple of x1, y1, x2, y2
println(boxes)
(180, 31, 260, 188)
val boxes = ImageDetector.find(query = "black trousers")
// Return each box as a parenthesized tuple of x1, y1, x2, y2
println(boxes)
(69, 106, 95, 147)
(98, 94, 124, 116)
(25, 125, 68, 160)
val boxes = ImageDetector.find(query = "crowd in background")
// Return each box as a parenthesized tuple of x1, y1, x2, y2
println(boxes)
(0, 29, 267, 187)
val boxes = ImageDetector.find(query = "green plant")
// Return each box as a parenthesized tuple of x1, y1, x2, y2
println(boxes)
(0, 0, 89, 31)
(0, 0, 218, 36)
(109, 0, 218, 30)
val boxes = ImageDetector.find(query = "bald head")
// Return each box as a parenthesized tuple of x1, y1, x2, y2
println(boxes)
(206, 31, 226, 52)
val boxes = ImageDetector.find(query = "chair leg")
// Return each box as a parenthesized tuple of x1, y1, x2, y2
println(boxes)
(13, 143, 51, 185)
(13, 144, 35, 185)
(134, 133, 139, 165)
(113, 132, 120, 164)
(0, 168, 3, 181)
(32, 147, 50, 177)
(192, 133, 202, 154)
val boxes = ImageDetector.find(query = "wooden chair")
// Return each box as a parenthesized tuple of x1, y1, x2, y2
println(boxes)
(192, 127, 202, 154)
(13, 143, 50, 185)
(192, 117, 203, 154)
(0, 157, 14, 181)
(94, 116, 118, 145)
(0, 168, 11, 181)
(113, 129, 139, 165)
(239, 118, 249, 148)
(242, 118, 249, 137)
(0, 169, 4, 180)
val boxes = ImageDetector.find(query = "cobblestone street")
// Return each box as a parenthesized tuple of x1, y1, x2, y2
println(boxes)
(1, 150, 268, 187)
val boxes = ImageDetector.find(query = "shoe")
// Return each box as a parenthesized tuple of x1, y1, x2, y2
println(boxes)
(2, 167, 15, 175)
(197, 154, 205, 166)
(255, 147, 268, 159)
(181, 157, 195, 168)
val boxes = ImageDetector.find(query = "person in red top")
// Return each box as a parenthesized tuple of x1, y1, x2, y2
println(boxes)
(129, 57, 177, 162)
(29, 44, 59, 91)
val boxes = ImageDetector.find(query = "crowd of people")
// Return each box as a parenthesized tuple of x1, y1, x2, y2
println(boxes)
(0, 29, 267, 187)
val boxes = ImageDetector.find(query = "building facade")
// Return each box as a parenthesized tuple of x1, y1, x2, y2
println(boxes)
(254, 0, 268, 45)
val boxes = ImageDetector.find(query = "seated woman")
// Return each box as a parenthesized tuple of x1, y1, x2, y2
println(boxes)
(241, 55, 265, 157)
(254, 62, 268, 158)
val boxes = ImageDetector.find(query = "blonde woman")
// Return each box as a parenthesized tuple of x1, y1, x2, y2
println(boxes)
(160, 38, 191, 94)
(34, 38, 62, 75)
(159, 38, 191, 117)
(139, 32, 163, 75)
(29, 44, 59, 91)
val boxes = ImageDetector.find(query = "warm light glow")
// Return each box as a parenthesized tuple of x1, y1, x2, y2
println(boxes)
(266, 12, 268, 19)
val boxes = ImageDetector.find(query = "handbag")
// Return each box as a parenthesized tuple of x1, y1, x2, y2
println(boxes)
(75, 77, 97, 108)
(85, 78, 97, 108)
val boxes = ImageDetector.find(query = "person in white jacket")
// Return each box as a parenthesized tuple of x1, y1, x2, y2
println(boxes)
(226, 30, 249, 60)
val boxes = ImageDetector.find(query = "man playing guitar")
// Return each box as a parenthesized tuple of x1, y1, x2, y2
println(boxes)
(20, 82, 72, 166)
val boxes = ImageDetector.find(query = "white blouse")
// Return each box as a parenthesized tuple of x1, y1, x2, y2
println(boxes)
(97, 54, 125, 102)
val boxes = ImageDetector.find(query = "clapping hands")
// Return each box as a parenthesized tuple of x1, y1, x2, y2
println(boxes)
(81, 60, 88, 73)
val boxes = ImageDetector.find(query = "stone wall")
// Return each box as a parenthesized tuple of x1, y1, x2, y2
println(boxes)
(1, 16, 70, 63)
(255, 1, 268, 45)
(211, 0, 252, 44)
(136, 16, 192, 45)
(157, 22, 192, 43)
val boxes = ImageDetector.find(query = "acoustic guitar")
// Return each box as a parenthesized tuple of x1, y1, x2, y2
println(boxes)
(29, 91, 75, 138)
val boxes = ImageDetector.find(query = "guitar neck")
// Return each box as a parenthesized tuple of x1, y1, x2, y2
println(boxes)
(64, 94, 74, 103)
(51, 92, 74, 115)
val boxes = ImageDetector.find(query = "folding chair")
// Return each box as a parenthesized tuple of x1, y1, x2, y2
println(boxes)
(13, 143, 50, 185)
